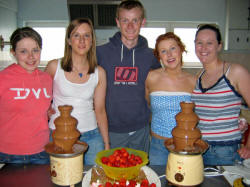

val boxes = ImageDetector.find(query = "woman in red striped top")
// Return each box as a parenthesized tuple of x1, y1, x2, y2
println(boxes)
(191, 24, 250, 165)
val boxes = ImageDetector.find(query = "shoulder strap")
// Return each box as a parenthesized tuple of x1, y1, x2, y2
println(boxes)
(197, 69, 205, 78)
(54, 59, 61, 80)
(225, 63, 232, 76)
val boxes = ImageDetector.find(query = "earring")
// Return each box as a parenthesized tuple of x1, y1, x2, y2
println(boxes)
(67, 39, 71, 45)
(160, 60, 165, 69)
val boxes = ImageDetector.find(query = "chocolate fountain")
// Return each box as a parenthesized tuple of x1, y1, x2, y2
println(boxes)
(45, 105, 88, 186)
(165, 101, 209, 186)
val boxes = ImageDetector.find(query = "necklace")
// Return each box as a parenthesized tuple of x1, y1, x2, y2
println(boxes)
(78, 73, 83, 78)
(73, 66, 83, 78)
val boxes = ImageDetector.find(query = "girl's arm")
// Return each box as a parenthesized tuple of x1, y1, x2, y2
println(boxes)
(93, 66, 110, 150)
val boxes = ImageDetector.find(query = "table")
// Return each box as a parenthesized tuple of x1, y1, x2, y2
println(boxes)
(0, 164, 232, 187)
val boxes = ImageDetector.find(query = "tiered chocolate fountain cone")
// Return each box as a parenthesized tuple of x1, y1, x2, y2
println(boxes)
(165, 102, 209, 187)
(45, 105, 88, 186)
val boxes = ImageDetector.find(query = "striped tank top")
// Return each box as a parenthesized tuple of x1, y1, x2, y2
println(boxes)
(191, 66, 242, 143)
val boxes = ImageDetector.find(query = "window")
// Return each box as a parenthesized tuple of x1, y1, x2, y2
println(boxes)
(67, 1, 120, 28)
(26, 21, 68, 67)
(33, 27, 66, 65)
(174, 28, 200, 67)
(140, 22, 204, 67)
(140, 28, 166, 49)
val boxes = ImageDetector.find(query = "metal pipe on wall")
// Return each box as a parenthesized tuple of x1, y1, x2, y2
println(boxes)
(0, 35, 11, 51)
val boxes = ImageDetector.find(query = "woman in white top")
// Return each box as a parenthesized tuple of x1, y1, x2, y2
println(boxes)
(45, 18, 109, 165)
(145, 32, 196, 165)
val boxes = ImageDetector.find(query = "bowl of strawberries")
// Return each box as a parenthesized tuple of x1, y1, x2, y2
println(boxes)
(95, 147, 149, 180)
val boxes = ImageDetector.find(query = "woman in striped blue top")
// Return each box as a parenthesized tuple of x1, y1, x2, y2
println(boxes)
(145, 32, 196, 165)
(191, 24, 250, 165)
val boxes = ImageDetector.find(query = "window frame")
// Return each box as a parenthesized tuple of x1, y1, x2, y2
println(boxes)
(143, 21, 219, 68)
(25, 21, 69, 67)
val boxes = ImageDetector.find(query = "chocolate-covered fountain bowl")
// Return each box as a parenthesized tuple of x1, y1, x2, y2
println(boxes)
(165, 138, 209, 155)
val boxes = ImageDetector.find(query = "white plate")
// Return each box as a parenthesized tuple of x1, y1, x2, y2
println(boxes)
(222, 164, 250, 186)
(82, 166, 161, 187)
(243, 158, 250, 168)
(223, 165, 250, 179)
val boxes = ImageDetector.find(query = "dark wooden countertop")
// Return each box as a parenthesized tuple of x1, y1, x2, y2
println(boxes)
(0, 164, 231, 187)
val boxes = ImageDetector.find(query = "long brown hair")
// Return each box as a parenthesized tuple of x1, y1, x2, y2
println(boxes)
(61, 18, 97, 74)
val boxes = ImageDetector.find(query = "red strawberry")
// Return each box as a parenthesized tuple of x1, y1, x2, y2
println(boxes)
(128, 180, 137, 187)
(118, 178, 126, 187)
(105, 182, 113, 187)
(141, 179, 149, 187)
(149, 183, 156, 187)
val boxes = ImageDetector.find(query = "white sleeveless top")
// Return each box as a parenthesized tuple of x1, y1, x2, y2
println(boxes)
(49, 59, 98, 133)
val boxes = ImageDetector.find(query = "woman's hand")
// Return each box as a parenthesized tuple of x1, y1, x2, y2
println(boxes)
(239, 118, 248, 133)
(238, 146, 250, 159)
(238, 126, 250, 159)
(48, 106, 55, 119)
(104, 142, 110, 150)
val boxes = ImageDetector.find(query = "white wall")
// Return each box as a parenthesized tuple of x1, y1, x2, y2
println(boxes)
(0, 0, 17, 68)
(228, 0, 250, 51)
(1, 0, 249, 43)
(17, 0, 68, 27)
(0, 0, 17, 43)
(15, 0, 227, 40)
(229, 0, 249, 29)
(143, 0, 226, 24)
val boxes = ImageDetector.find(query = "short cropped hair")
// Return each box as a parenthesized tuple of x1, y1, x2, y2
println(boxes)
(116, 0, 145, 19)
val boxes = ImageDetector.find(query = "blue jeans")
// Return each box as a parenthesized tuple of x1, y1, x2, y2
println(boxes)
(203, 143, 242, 166)
(149, 136, 169, 166)
(0, 151, 49, 164)
(79, 128, 104, 165)
(109, 125, 150, 153)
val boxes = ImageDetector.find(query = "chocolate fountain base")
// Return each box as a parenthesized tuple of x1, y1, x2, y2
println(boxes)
(45, 141, 88, 186)
(168, 181, 200, 187)
(50, 153, 83, 186)
(166, 152, 204, 187)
